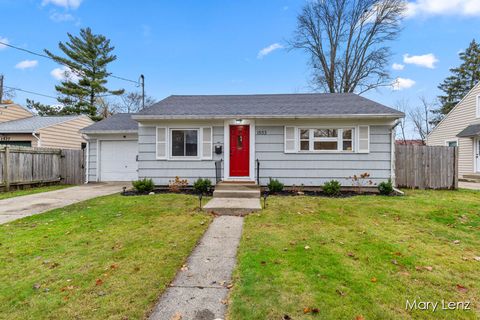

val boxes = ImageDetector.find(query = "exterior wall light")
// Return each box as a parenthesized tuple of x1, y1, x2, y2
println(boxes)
(235, 119, 243, 124)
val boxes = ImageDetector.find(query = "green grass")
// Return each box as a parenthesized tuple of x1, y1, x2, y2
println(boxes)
(229, 190, 480, 320)
(0, 193, 212, 320)
(0, 185, 71, 200)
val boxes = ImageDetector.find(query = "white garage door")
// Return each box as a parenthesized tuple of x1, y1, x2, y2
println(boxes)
(99, 140, 138, 181)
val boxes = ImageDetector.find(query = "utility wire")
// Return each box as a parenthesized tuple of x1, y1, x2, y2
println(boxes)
(5, 85, 122, 101)
(4, 85, 58, 100)
(0, 41, 140, 85)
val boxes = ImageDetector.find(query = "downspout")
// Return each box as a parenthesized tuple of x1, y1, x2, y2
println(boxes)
(82, 134, 89, 184)
(32, 132, 41, 147)
(390, 120, 401, 186)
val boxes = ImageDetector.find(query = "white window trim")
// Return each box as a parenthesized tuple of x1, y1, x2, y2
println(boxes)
(444, 138, 459, 147)
(155, 126, 213, 161)
(155, 126, 168, 160)
(201, 126, 213, 160)
(284, 126, 296, 153)
(169, 128, 201, 160)
(357, 125, 370, 153)
(295, 127, 356, 153)
(476, 94, 480, 118)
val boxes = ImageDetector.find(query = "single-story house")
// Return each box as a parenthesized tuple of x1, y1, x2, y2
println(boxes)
(0, 103, 34, 123)
(82, 93, 403, 186)
(427, 82, 480, 179)
(0, 114, 93, 149)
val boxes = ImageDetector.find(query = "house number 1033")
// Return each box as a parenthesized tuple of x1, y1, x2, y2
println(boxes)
(256, 130, 267, 135)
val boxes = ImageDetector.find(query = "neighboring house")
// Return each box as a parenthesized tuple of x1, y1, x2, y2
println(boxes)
(0, 115, 93, 148)
(396, 139, 425, 146)
(427, 82, 480, 178)
(82, 94, 403, 186)
(0, 103, 33, 123)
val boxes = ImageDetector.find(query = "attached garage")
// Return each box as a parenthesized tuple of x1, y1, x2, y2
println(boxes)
(99, 140, 138, 181)
(81, 114, 139, 183)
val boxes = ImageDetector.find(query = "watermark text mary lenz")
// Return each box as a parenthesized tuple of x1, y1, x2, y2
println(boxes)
(406, 299, 471, 312)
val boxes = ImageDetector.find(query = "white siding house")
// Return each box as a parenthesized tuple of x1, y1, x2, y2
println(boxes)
(83, 94, 403, 186)
(427, 82, 480, 178)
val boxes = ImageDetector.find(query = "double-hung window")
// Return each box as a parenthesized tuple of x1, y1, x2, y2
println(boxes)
(298, 128, 354, 152)
(171, 129, 199, 157)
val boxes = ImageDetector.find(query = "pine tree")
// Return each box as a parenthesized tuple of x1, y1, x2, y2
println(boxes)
(26, 99, 64, 116)
(45, 28, 124, 119)
(433, 39, 480, 124)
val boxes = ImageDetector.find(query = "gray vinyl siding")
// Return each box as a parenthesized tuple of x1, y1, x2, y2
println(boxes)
(138, 125, 224, 185)
(87, 139, 97, 182)
(256, 125, 392, 186)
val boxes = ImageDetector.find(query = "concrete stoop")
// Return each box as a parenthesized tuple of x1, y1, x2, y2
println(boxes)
(460, 174, 480, 183)
(204, 182, 261, 215)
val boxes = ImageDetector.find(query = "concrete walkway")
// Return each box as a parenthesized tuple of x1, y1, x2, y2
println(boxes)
(0, 182, 128, 224)
(149, 216, 244, 320)
(459, 181, 480, 190)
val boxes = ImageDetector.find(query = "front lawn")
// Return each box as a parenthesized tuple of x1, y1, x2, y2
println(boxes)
(229, 190, 480, 319)
(0, 184, 71, 200)
(0, 194, 211, 319)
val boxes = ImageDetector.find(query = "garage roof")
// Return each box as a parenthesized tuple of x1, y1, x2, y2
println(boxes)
(0, 115, 82, 133)
(81, 113, 138, 133)
(133, 93, 404, 119)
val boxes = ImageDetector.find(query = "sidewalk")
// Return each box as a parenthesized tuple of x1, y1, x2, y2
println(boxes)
(149, 216, 244, 320)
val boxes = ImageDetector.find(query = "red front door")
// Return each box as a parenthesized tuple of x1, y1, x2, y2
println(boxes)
(230, 125, 250, 177)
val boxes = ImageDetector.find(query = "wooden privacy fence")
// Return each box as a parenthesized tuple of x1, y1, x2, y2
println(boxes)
(395, 145, 458, 190)
(0, 146, 85, 191)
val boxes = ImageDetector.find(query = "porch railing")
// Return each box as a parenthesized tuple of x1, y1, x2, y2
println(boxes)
(215, 159, 223, 184)
(256, 159, 260, 185)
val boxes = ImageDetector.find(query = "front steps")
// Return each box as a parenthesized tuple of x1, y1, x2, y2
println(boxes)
(204, 181, 261, 216)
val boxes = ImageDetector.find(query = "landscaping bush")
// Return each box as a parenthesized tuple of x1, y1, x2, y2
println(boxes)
(193, 178, 212, 194)
(378, 179, 394, 195)
(168, 176, 188, 193)
(323, 180, 341, 196)
(132, 178, 154, 193)
(267, 178, 284, 193)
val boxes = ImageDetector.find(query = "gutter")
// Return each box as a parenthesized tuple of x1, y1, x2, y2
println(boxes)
(390, 120, 401, 186)
(32, 132, 41, 147)
(131, 114, 404, 120)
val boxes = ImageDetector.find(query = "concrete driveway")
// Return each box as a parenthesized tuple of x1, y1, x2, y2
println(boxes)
(459, 181, 480, 190)
(0, 182, 129, 225)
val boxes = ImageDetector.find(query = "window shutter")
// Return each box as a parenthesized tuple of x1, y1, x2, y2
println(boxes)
(284, 126, 296, 153)
(201, 127, 213, 159)
(357, 125, 369, 153)
(156, 127, 167, 159)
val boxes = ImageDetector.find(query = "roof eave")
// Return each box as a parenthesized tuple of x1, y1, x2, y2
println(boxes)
(132, 114, 403, 120)
(81, 129, 138, 134)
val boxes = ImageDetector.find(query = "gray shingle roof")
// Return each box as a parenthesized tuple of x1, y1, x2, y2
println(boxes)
(457, 124, 480, 137)
(135, 93, 404, 118)
(81, 113, 138, 133)
(0, 115, 82, 133)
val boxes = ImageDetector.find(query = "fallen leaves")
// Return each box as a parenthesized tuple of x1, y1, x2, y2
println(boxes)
(303, 307, 319, 314)
(456, 284, 468, 293)
(415, 266, 433, 272)
(453, 240, 460, 245)
(355, 316, 365, 320)
(370, 277, 377, 283)
(95, 279, 103, 286)
(171, 312, 182, 320)
(304, 245, 311, 250)
(180, 265, 188, 272)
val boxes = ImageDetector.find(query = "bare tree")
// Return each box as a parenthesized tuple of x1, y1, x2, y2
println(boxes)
(291, 0, 406, 94)
(115, 92, 156, 113)
(394, 99, 409, 144)
(409, 96, 434, 144)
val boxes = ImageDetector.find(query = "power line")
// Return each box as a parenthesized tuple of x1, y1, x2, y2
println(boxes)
(0, 41, 140, 85)
(4, 85, 58, 100)
(5, 85, 122, 101)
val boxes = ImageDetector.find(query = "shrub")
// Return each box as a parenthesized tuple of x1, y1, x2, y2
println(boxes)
(132, 178, 154, 193)
(193, 178, 212, 194)
(378, 179, 394, 195)
(168, 176, 188, 193)
(267, 178, 284, 193)
(323, 180, 341, 197)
